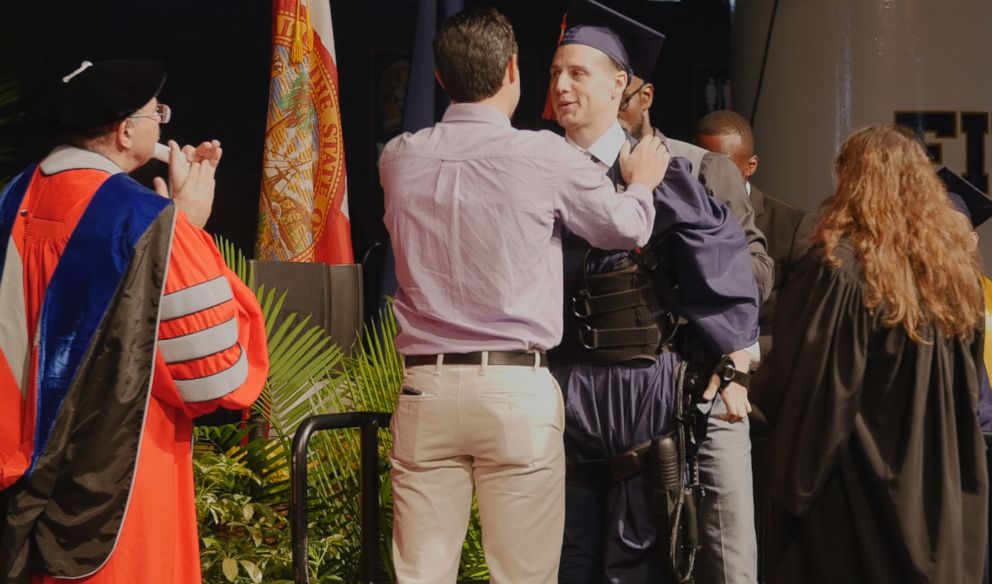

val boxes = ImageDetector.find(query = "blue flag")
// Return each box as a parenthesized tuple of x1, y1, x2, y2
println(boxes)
(380, 0, 464, 305)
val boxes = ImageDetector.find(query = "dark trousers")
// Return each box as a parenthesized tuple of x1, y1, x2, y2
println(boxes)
(553, 355, 678, 583)
(559, 482, 606, 583)
(558, 475, 668, 583)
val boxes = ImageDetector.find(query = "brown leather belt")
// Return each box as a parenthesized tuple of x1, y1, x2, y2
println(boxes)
(405, 351, 548, 368)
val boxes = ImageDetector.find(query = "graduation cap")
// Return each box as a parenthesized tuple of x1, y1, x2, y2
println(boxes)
(937, 166, 992, 228)
(543, 0, 665, 119)
(45, 59, 167, 133)
(560, 0, 666, 81)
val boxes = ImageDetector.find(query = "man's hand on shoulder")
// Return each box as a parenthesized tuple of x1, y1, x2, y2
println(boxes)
(620, 135, 670, 191)
(153, 140, 222, 229)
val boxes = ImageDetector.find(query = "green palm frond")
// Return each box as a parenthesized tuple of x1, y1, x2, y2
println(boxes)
(0, 35, 30, 186)
(258, 305, 343, 430)
(214, 235, 254, 288)
(341, 311, 404, 413)
(0, 72, 27, 113)
(459, 498, 489, 580)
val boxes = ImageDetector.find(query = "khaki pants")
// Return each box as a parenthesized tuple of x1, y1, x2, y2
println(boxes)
(390, 357, 565, 584)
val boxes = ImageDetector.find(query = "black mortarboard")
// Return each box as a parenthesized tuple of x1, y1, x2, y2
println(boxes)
(47, 60, 166, 132)
(937, 167, 992, 228)
(560, 0, 666, 80)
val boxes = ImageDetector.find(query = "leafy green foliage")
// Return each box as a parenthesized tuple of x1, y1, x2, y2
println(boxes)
(195, 239, 490, 582)
(194, 425, 347, 583)
(0, 33, 31, 187)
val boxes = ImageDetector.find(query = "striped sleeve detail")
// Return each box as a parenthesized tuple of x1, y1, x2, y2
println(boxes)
(173, 344, 250, 403)
(160, 276, 233, 321)
(158, 272, 243, 403)
(0, 237, 28, 396)
(158, 317, 238, 364)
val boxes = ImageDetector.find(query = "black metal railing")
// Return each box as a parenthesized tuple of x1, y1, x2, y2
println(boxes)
(291, 412, 392, 584)
(291, 418, 992, 584)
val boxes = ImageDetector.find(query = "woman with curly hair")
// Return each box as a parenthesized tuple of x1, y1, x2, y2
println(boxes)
(752, 124, 988, 584)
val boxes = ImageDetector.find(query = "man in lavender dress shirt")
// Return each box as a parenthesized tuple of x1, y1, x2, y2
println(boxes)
(546, 1, 760, 581)
(379, 7, 674, 583)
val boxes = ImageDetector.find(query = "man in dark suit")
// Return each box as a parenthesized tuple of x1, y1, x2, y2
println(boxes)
(695, 110, 816, 357)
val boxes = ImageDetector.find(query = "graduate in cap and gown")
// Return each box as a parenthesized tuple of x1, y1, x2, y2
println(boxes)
(545, 1, 759, 581)
(751, 125, 988, 584)
(939, 168, 992, 584)
(937, 167, 992, 432)
(0, 60, 268, 584)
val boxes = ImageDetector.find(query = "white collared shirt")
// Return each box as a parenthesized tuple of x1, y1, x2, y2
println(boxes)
(565, 121, 627, 172)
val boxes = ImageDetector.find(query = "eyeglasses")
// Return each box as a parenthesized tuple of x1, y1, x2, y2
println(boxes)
(619, 82, 649, 112)
(129, 103, 171, 125)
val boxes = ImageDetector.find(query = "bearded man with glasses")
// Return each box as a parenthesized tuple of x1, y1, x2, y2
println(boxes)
(618, 75, 772, 307)
(0, 59, 269, 584)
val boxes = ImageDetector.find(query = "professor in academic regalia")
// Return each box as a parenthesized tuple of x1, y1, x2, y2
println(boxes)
(0, 60, 268, 584)
(751, 124, 988, 584)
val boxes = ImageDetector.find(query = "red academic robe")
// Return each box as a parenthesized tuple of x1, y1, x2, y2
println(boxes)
(0, 148, 268, 584)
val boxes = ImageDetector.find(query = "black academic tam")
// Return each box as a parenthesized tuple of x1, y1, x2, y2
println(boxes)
(44, 59, 167, 133)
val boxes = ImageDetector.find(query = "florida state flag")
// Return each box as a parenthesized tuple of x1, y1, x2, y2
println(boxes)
(257, 0, 353, 264)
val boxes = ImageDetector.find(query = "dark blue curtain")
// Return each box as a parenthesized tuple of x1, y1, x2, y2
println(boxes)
(378, 0, 464, 307)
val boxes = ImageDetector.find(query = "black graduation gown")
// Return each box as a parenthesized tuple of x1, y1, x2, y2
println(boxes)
(751, 242, 988, 584)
